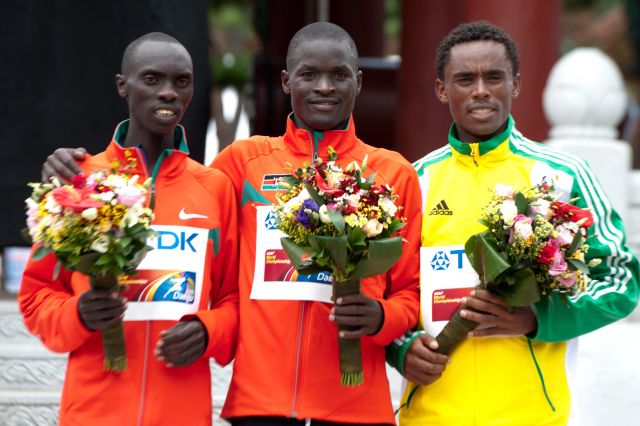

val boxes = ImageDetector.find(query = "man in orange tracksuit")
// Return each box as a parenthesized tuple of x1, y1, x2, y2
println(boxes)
(41, 23, 420, 425)
(20, 33, 239, 425)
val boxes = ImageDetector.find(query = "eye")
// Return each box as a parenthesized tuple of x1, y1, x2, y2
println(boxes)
(335, 71, 348, 79)
(143, 75, 157, 85)
(301, 71, 315, 79)
(176, 77, 191, 87)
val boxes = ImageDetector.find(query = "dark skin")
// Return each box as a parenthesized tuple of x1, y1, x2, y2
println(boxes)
(404, 40, 536, 385)
(73, 39, 207, 368)
(44, 36, 383, 340)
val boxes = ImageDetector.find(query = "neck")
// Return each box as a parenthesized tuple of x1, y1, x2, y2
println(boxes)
(456, 120, 509, 143)
(122, 125, 174, 169)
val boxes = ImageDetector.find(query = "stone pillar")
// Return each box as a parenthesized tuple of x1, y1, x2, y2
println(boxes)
(543, 48, 631, 226)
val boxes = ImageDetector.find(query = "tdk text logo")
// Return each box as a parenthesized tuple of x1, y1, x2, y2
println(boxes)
(430, 249, 465, 271)
(155, 231, 199, 253)
(265, 211, 278, 230)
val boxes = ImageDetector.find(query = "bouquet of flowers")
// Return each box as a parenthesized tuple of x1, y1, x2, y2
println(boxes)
(24, 160, 155, 372)
(274, 147, 406, 386)
(435, 180, 600, 354)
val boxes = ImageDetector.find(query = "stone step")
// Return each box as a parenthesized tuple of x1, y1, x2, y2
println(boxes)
(0, 390, 60, 426)
(0, 344, 65, 391)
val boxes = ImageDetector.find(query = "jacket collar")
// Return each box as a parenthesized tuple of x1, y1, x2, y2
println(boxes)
(282, 113, 359, 159)
(448, 116, 514, 167)
(105, 120, 189, 178)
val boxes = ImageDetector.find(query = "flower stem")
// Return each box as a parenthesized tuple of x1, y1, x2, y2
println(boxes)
(90, 274, 127, 372)
(333, 277, 363, 386)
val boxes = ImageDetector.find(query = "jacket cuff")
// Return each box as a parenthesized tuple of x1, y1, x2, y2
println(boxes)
(385, 330, 425, 375)
(368, 297, 411, 346)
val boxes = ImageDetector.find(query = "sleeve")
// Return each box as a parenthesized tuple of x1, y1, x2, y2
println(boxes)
(386, 330, 426, 375)
(209, 141, 245, 197)
(193, 171, 240, 365)
(370, 162, 422, 346)
(18, 249, 93, 353)
(532, 161, 640, 342)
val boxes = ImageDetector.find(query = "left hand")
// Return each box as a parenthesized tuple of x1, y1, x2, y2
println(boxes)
(154, 320, 207, 367)
(459, 289, 537, 337)
(329, 294, 383, 339)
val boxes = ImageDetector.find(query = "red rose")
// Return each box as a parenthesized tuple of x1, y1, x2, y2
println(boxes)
(551, 202, 594, 228)
(71, 173, 87, 189)
(536, 240, 558, 265)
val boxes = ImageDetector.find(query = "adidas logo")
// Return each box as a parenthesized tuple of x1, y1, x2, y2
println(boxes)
(429, 199, 453, 216)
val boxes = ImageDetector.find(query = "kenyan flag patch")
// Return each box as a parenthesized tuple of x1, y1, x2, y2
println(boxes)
(261, 174, 290, 191)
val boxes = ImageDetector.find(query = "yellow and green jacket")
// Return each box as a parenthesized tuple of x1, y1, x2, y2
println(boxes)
(387, 116, 639, 425)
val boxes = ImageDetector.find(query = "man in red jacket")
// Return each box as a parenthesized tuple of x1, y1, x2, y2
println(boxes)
(22, 32, 239, 425)
(41, 22, 420, 425)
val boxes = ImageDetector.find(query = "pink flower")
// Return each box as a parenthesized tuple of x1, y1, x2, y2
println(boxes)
(509, 214, 533, 243)
(557, 271, 577, 288)
(116, 185, 145, 208)
(548, 252, 568, 276)
(51, 186, 104, 213)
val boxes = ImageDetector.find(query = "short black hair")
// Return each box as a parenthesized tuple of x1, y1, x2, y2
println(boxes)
(121, 32, 183, 74)
(435, 21, 520, 79)
(286, 22, 358, 71)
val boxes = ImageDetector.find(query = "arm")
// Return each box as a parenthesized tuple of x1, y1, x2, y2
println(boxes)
(533, 162, 639, 342)
(41, 148, 88, 182)
(19, 250, 94, 353)
(369, 163, 422, 346)
(386, 330, 448, 385)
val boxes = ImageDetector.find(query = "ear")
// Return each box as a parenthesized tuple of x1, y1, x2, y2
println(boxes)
(512, 73, 521, 99)
(281, 70, 291, 95)
(115, 74, 127, 99)
(435, 79, 448, 104)
(355, 70, 363, 96)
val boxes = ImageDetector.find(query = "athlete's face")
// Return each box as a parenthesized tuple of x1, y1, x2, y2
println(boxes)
(436, 40, 520, 142)
(281, 38, 362, 131)
(116, 40, 193, 138)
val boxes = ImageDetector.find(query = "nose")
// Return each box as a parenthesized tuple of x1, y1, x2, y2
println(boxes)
(314, 74, 334, 95)
(472, 78, 489, 99)
(158, 82, 178, 102)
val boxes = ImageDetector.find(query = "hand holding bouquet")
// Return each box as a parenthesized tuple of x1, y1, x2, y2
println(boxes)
(274, 148, 406, 386)
(25, 161, 155, 371)
(436, 180, 600, 354)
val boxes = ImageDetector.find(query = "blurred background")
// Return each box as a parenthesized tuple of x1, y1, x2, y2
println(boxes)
(1, 0, 639, 424)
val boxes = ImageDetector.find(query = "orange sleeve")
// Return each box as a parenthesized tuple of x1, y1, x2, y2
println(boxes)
(370, 162, 421, 346)
(18, 249, 93, 353)
(194, 170, 240, 365)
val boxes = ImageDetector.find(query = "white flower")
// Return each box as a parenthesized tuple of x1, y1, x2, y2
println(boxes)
(530, 198, 552, 219)
(91, 235, 109, 253)
(500, 199, 518, 226)
(495, 184, 514, 198)
(318, 205, 332, 224)
(44, 195, 61, 214)
(345, 194, 360, 208)
(362, 219, 383, 237)
(378, 197, 397, 216)
(98, 191, 115, 202)
(104, 174, 127, 188)
(513, 216, 533, 240)
(555, 224, 574, 246)
(122, 203, 143, 227)
(81, 207, 98, 221)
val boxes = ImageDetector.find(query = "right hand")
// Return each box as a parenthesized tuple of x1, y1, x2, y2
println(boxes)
(404, 333, 449, 385)
(77, 289, 127, 331)
(42, 147, 88, 182)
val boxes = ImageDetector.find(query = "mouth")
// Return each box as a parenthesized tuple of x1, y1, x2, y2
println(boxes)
(309, 98, 339, 111)
(153, 107, 178, 120)
(468, 106, 497, 120)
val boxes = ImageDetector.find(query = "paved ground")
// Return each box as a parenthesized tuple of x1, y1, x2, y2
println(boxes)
(386, 309, 640, 425)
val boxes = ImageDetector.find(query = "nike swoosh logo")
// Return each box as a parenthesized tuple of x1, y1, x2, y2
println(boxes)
(179, 208, 208, 220)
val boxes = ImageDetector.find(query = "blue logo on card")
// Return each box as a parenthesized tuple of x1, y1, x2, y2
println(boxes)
(265, 211, 278, 230)
(430, 251, 450, 270)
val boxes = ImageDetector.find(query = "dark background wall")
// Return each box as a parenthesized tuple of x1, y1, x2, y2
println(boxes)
(0, 0, 210, 247)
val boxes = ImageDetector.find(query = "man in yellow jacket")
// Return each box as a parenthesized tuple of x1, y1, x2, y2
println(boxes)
(387, 21, 639, 425)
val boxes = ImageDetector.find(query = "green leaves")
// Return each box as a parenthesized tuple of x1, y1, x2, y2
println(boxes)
(465, 232, 510, 287)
